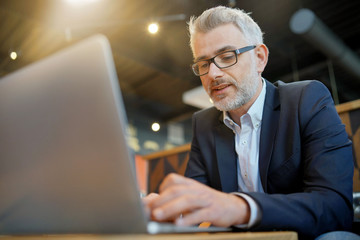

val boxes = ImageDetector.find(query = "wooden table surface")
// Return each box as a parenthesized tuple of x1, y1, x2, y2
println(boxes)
(0, 231, 298, 240)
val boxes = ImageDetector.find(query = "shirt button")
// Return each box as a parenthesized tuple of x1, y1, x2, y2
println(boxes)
(242, 140, 247, 145)
(255, 123, 259, 128)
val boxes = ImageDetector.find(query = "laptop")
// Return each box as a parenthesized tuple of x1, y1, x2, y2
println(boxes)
(0, 35, 230, 234)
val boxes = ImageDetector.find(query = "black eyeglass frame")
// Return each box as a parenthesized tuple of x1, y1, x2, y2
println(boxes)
(191, 45, 257, 76)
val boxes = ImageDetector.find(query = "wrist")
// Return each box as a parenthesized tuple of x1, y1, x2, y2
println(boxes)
(230, 194, 250, 225)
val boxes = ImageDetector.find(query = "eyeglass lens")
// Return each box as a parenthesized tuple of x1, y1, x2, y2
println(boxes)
(193, 51, 237, 76)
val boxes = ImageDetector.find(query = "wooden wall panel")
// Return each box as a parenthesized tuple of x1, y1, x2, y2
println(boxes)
(336, 100, 360, 192)
(146, 150, 189, 193)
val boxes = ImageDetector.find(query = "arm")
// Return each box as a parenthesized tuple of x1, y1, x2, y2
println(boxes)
(247, 81, 353, 238)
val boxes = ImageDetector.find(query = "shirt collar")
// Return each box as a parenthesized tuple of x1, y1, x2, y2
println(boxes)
(223, 79, 266, 129)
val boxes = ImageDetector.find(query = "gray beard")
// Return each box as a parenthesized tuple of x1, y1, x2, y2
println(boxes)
(211, 69, 259, 112)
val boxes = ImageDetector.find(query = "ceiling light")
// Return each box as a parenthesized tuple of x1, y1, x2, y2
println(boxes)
(65, 0, 98, 6)
(151, 122, 160, 132)
(10, 51, 17, 60)
(148, 23, 159, 34)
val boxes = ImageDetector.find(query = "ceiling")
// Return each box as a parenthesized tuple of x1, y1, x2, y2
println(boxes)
(1, 0, 360, 126)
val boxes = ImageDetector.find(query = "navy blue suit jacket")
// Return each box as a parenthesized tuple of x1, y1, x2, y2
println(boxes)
(185, 80, 354, 239)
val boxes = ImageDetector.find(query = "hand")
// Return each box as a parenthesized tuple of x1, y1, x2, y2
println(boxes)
(142, 193, 159, 220)
(146, 173, 250, 227)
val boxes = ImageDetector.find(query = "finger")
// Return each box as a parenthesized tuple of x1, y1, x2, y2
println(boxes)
(158, 173, 192, 192)
(148, 185, 185, 210)
(142, 193, 159, 205)
(175, 207, 233, 227)
(152, 192, 206, 222)
(150, 181, 206, 211)
(142, 193, 159, 220)
(175, 208, 213, 227)
(151, 179, 216, 218)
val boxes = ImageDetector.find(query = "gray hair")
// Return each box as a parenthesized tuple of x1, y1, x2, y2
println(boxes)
(188, 6, 264, 53)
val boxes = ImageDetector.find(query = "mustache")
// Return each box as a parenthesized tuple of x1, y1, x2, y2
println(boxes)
(208, 78, 237, 91)
(210, 79, 226, 87)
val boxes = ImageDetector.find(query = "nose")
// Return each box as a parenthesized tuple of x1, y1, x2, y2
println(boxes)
(207, 62, 224, 79)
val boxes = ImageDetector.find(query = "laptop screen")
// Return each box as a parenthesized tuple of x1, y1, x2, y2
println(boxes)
(0, 35, 148, 234)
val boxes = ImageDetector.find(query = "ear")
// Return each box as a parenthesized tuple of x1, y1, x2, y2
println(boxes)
(255, 44, 269, 74)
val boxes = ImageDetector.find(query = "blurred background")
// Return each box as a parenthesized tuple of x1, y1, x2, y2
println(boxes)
(1, 0, 359, 155)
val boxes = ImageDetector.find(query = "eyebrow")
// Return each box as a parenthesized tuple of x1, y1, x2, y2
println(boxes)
(194, 45, 237, 63)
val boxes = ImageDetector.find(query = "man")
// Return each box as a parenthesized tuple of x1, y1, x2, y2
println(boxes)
(144, 6, 354, 239)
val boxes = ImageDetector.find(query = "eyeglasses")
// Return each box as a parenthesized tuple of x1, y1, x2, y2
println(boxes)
(191, 45, 256, 76)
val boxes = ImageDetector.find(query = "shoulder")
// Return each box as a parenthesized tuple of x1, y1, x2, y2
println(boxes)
(271, 80, 332, 105)
(274, 79, 329, 94)
(271, 80, 339, 129)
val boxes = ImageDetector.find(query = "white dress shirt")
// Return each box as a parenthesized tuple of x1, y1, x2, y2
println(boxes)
(223, 79, 266, 227)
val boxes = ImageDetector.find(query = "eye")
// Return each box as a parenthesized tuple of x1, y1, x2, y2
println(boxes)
(218, 53, 236, 63)
(198, 61, 209, 70)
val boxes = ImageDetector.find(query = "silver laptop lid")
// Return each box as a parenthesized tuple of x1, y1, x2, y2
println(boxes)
(0, 35, 148, 234)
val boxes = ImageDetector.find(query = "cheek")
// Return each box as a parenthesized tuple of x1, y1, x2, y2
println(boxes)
(200, 77, 208, 87)
(200, 77, 211, 94)
(235, 57, 256, 77)
(228, 68, 245, 82)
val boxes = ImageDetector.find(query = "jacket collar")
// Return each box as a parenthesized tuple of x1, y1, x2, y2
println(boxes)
(258, 80, 280, 192)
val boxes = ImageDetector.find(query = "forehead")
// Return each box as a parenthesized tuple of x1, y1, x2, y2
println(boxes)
(192, 23, 248, 60)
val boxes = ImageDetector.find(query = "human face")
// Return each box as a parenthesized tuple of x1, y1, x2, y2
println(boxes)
(192, 23, 264, 112)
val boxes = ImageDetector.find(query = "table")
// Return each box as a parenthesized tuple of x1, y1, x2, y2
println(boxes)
(0, 231, 298, 240)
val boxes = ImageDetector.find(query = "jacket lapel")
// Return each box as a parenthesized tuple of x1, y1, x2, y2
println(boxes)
(214, 114, 238, 193)
(259, 80, 280, 192)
